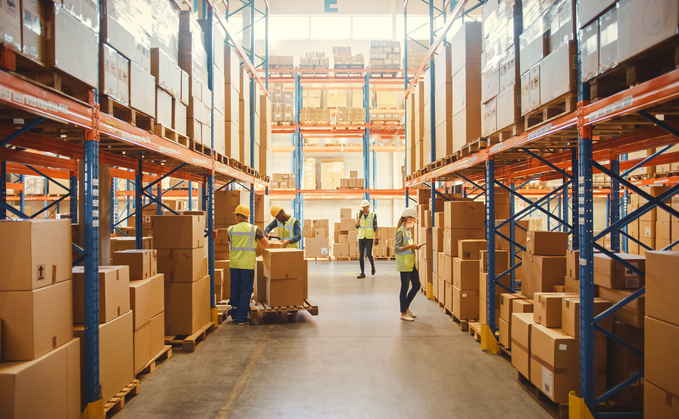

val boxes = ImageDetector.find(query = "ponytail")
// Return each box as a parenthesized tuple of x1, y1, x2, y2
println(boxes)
(396, 216, 405, 230)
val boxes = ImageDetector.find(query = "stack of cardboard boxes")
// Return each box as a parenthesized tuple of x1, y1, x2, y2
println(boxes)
(268, 55, 294, 69)
(153, 213, 211, 336)
(111, 249, 166, 375)
(300, 108, 331, 124)
(626, 186, 675, 255)
(450, 239, 487, 321)
(369, 41, 401, 69)
(333, 208, 358, 258)
(303, 90, 323, 108)
(271, 173, 296, 190)
(299, 51, 329, 70)
(0, 219, 81, 418)
(522, 231, 568, 298)
(336, 107, 366, 124)
(320, 159, 345, 190)
(479, 247, 509, 327)
(339, 174, 365, 189)
(270, 82, 294, 124)
(260, 249, 308, 307)
(304, 219, 331, 259)
(223, 45, 242, 159)
(333, 47, 364, 68)
(373, 227, 396, 259)
(303, 158, 317, 190)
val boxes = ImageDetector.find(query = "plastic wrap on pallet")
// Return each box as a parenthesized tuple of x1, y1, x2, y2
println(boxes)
(482, 0, 519, 78)
(105, 0, 152, 71)
(179, 11, 208, 79)
(150, 0, 180, 63)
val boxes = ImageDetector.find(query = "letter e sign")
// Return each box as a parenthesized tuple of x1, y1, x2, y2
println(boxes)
(325, 0, 338, 13)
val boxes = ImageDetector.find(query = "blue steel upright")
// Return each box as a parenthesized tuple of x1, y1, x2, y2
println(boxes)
(0, 161, 5, 220)
(135, 156, 143, 249)
(207, 8, 216, 311)
(610, 158, 620, 252)
(70, 172, 78, 221)
(485, 159, 497, 332)
(249, 0, 256, 224)
(363, 72, 371, 201)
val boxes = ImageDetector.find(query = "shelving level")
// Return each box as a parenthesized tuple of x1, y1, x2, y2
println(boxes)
(404, 0, 679, 417)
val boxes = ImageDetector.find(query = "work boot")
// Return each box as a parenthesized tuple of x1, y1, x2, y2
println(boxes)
(357, 273, 366, 278)
(400, 313, 415, 322)
(371, 265, 376, 275)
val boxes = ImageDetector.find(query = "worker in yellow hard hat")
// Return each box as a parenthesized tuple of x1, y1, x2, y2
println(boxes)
(264, 205, 301, 249)
(356, 199, 378, 278)
(226, 204, 270, 325)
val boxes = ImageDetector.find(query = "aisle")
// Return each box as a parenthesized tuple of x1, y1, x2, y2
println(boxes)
(117, 261, 550, 418)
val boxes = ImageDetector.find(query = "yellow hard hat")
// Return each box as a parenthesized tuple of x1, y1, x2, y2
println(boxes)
(270, 205, 283, 218)
(234, 205, 250, 217)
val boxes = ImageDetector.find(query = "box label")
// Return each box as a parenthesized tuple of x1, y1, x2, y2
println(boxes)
(542, 367, 553, 398)
(626, 278, 639, 288)
(558, 344, 567, 351)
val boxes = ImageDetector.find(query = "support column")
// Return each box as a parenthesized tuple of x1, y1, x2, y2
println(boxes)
(20, 174, 26, 216)
(485, 158, 497, 332)
(79, 160, 110, 264)
(610, 158, 620, 252)
(509, 181, 516, 291)
(135, 156, 143, 249)
(571, 146, 579, 249)
(188, 181, 193, 210)
(0, 161, 6, 220)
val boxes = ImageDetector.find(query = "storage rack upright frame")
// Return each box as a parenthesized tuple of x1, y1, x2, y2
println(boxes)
(404, 0, 679, 417)
(0, 0, 269, 413)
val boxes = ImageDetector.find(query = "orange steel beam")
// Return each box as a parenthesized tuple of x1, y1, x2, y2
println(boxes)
(5, 182, 22, 191)
(5, 163, 72, 180)
(0, 148, 78, 171)
(271, 146, 405, 153)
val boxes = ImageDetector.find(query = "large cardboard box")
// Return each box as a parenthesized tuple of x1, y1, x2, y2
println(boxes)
(444, 201, 485, 229)
(452, 286, 479, 320)
(453, 258, 479, 290)
(526, 231, 568, 256)
(340, 218, 355, 231)
(74, 311, 134, 410)
(72, 266, 130, 324)
(0, 338, 80, 419)
(645, 316, 679, 398)
(646, 251, 679, 326)
(46, 7, 98, 87)
(112, 249, 158, 280)
(133, 312, 164, 374)
(522, 254, 567, 298)
(129, 274, 164, 330)
(499, 318, 511, 348)
(263, 249, 305, 279)
(539, 41, 576, 105)
(617, 0, 679, 63)
(562, 297, 613, 338)
(266, 277, 305, 307)
(0, 219, 72, 291)
(444, 228, 485, 257)
(500, 293, 526, 323)
(152, 214, 205, 249)
(157, 248, 207, 282)
(304, 237, 330, 258)
(530, 324, 580, 404)
(644, 381, 679, 419)
(513, 299, 534, 316)
(566, 250, 579, 279)
(164, 275, 211, 335)
(593, 253, 645, 289)
(458, 239, 487, 260)
(511, 312, 536, 378)
(578, 0, 616, 28)
(533, 293, 579, 328)
(480, 250, 509, 274)
(598, 287, 645, 328)
(0, 280, 73, 361)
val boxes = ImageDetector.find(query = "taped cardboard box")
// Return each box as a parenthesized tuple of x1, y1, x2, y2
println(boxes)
(443, 228, 485, 257)
(444, 201, 485, 229)
(73, 266, 130, 325)
(263, 249, 305, 279)
(522, 254, 567, 298)
(458, 239, 487, 260)
(157, 248, 207, 282)
(511, 312, 536, 379)
(452, 286, 479, 320)
(593, 253, 645, 289)
(133, 311, 164, 375)
(500, 293, 527, 323)
(561, 297, 613, 338)
(526, 231, 568, 256)
(598, 287, 645, 328)
(645, 316, 679, 398)
(129, 273, 164, 330)
(152, 213, 205, 249)
(112, 249, 158, 280)
(646, 251, 679, 327)
(266, 276, 306, 307)
(453, 258, 479, 290)
(532, 292, 579, 328)
(164, 275, 210, 335)
(480, 250, 509, 274)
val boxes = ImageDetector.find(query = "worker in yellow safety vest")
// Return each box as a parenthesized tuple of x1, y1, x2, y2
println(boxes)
(355, 199, 378, 278)
(226, 205, 270, 325)
(395, 208, 423, 322)
(264, 205, 301, 248)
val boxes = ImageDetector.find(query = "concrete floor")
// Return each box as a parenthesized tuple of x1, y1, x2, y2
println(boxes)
(117, 261, 551, 419)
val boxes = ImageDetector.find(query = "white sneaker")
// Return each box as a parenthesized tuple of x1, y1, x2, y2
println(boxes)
(407, 309, 417, 318)
(400, 313, 415, 322)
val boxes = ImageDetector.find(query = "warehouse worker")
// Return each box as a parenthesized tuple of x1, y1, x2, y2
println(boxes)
(356, 199, 378, 278)
(227, 205, 270, 325)
(395, 208, 422, 322)
(264, 205, 301, 248)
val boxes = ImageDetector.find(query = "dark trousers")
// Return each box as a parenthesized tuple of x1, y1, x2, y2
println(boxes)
(400, 268, 421, 313)
(358, 238, 374, 273)
(229, 268, 254, 322)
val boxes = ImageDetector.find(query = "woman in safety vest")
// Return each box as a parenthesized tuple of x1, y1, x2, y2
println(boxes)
(264, 205, 301, 248)
(395, 208, 422, 321)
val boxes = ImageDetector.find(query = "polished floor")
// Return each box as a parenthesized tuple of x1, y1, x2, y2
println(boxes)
(117, 261, 551, 419)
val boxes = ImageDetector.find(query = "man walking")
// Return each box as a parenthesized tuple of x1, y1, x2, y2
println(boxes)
(264, 205, 301, 248)
(227, 205, 270, 324)
(356, 199, 377, 278)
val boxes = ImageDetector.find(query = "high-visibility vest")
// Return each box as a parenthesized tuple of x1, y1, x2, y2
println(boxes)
(277, 216, 299, 249)
(358, 212, 376, 240)
(228, 222, 257, 269)
(395, 225, 417, 272)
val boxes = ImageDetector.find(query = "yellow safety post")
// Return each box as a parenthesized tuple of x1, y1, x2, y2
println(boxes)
(480, 324, 499, 353)
(81, 400, 104, 419)
(211, 307, 219, 327)
(568, 392, 595, 419)
(426, 282, 433, 300)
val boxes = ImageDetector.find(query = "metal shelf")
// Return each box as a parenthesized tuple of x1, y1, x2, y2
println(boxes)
(271, 145, 405, 153)
(268, 188, 407, 200)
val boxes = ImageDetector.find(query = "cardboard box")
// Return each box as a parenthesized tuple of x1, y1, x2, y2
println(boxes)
(72, 266, 130, 324)
(129, 273, 164, 330)
(513, 298, 534, 316)
(499, 318, 511, 348)
(522, 254, 567, 298)
(214, 269, 224, 301)
(340, 218, 355, 231)
(130, 61, 156, 116)
(46, 7, 98, 87)
(0, 219, 72, 291)
(444, 201, 485, 229)
(458, 239, 487, 260)
(480, 250, 509, 274)
(304, 237, 330, 258)
(581, 21, 599, 82)
(152, 214, 205, 249)
(0, 338, 80, 419)
(646, 251, 679, 327)
(479, 272, 510, 307)
(112, 249, 158, 280)
(578, 0, 616, 28)
(334, 243, 348, 257)
(266, 276, 305, 307)
(644, 381, 679, 419)
(164, 275, 211, 335)
(617, 0, 679, 63)
(530, 324, 580, 404)
(0, 0, 21, 53)
(511, 312, 536, 379)
(533, 293, 579, 328)
(73, 311, 134, 409)
(539, 41, 576, 105)
(566, 250, 579, 279)
(133, 312, 165, 374)
(453, 258, 479, 290)
(598, 287, 645, 328)
(645, 316, 679, 397)
(157, 248, 207, 283)
(598, 8, 618, 74)
(444, 228, 486, 257)
(263, 249, 305, 280)
(340, 208, 352, 219)
(593, 253, 645, 289)
(562, 297, 613, 338)
(526, 231, 568, 256)
(564, 275, 579, 294)
(500, 293, 526, 323)
(452, 286, 479, 320)
(0, 280, 73, 362)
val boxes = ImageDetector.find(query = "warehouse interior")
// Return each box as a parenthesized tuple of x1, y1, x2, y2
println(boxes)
(1, 0, 678, 418)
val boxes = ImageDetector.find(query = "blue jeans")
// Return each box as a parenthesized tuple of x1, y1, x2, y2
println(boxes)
(400, 268, 421, 313)
(229, 268, 255, 323)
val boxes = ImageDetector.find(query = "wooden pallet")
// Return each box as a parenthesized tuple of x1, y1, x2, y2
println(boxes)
(517, 371, 568, 419)
(523, 92, 577, 132)
(305, 256, 331, 261)
(461, 138, 488, 157)
(486, 120, 525, 144)
(249, 299, 319, 322)
(272, 121, 294, 126)
(99, 95, 155, 132)
(136, 346, 173, 383)
(452, 314, 470, 332)
(497, 344, 511, 361)
(468, 322, 482, 342)
(229, 158, 243, 171)
(104, 380, 140, 415)
(214, 152, 228, 165)
(154, 123, 189, 147)
(165, 321, 216, 353)
(216, 303, 232, 324)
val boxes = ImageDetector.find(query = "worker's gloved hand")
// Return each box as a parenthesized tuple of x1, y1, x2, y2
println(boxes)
(282, 239, 291, 247)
